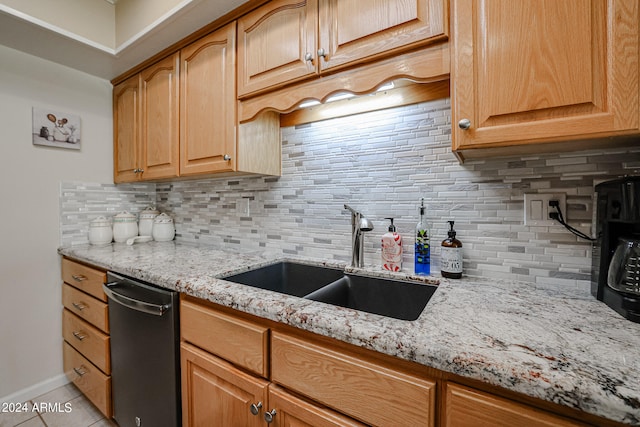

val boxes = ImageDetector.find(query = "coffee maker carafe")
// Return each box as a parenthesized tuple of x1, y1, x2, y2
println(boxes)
(591, 176, 640, 323)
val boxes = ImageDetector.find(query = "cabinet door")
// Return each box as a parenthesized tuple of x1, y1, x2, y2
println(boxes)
(237, 0, 318, 97)
(181, 343, 268, 427)
(271, 332, 436, 427)
(444, 383, 587, 427)
(113, 74, 140, 183)
(139, 52, 180, 180)
(451, 0, 639, 151)
(180, 23, 237, 176)
(318, 0, 446, 72)
(268, 385, 366, 427)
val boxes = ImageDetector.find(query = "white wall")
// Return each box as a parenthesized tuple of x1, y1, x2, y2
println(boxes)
(115, 0, 185, 46)
(0, 0, 116, 50)
(0, 45, 113, 400)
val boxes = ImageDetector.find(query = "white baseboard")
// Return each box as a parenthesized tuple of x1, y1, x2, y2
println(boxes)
(0, 374, 70, 405)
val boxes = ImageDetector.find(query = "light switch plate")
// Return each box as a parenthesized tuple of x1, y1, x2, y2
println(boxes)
(524, 193, 567, 226)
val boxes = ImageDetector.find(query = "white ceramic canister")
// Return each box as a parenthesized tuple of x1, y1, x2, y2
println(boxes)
(88, 216, 113, 245)
(113, 211, 138, 243)
(138, 206, 160, 237)
(152, 213, 175, 242)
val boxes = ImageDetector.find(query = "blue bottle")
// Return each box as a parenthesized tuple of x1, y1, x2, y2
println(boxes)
(415, 198, 430, 275)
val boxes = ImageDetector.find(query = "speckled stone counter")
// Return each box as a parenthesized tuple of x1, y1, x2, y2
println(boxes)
(58, 241, 640, 425)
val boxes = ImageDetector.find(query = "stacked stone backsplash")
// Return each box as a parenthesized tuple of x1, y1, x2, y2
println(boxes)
(60, 98, 640, 289)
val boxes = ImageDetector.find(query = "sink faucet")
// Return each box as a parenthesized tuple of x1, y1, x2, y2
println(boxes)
(344, 204, 374, 268)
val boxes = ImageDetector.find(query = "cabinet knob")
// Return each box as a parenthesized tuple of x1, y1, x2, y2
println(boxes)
(249, 402, 262, 416)
(73, 366, 87, 377)
(264, 409, 276, 423)
(71, 274, 87, 282)
(223, 154, 232, 161)
(317, 48, 326, 59)
(304, 52, 313, 62)
(458, 118, 471, 130)
(138, 168, 145, 173)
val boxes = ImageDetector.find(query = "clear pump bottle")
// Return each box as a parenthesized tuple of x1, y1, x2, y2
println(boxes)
(415, 199, 430, 275)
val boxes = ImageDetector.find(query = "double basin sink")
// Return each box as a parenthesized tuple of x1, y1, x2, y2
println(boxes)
(223, 261, 438, 321)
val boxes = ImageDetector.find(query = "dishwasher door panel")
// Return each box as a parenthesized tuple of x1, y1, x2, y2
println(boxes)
(105, 273, 180, 427)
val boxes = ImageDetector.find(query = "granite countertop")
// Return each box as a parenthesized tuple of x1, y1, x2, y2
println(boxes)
(58, 241, 640, 425)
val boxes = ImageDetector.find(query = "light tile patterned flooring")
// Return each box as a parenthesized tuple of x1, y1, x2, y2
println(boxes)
(0, 383, 116, 427)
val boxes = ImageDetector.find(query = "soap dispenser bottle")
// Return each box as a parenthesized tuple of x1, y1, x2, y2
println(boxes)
(415, 199, 430, 275)
(441, 221, 463, 279)
(381, 218, 403, 272)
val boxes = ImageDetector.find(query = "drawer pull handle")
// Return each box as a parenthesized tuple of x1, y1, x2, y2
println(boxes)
(73, 366, 87, 377)
(264, 409, 276, 423)
(71, 302, 87, 311)
(71, 274, 87, 282)
(72, 331, 87, 341)
(250, 402, 262, 416)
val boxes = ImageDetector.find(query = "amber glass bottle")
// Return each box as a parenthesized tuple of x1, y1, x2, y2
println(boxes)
(441, 221, 463, 279)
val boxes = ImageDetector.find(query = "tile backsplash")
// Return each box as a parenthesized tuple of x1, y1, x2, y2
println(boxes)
(60, 181, 155, 246)
(61, 98, 640, 290)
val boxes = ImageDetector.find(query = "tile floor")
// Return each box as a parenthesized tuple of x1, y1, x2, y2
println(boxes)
(0, 383, 116, 427)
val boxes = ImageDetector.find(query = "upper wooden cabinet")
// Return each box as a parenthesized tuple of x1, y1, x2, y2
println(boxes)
(113, 53, 180, 183)
(238, 0, 447, 97)
(113, 76, 139, 183)
(451, 0, 639, 160)
(113, 21, 281, 183)
(180, 24, 237, 176)
(140, 54, 180, 180)
(237, 0, 318, 98)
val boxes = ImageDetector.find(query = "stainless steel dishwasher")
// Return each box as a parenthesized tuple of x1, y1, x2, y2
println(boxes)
(104, 272, 180, 427)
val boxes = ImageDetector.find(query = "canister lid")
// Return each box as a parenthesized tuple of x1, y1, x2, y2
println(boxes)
(153, 213, 174, 224)
(139, 206, 160, 219)
(90, 216, 111, 227)
(113, 211, 137, 223)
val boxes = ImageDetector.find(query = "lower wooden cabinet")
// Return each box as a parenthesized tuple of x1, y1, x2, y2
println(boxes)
(266, 385, 366, 427)
(271, 331, 435, 427)
(63, 342, 112, 418)
(179, 296, 617, 427)
(61, 258, 112, 418)
(444, 383, 587, 427)
(181, 342, 268, 427)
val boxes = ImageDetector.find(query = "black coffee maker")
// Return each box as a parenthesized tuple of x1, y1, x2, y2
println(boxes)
(591, 176, 640, 322)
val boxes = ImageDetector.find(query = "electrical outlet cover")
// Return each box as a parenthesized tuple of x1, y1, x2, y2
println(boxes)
(524, 193, 567, 226)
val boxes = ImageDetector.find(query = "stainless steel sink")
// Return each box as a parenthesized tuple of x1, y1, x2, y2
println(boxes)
(222, 261, 438, 321)
(222, 261, 344, 297)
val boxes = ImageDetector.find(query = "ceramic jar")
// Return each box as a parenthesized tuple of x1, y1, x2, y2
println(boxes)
(152, 213, 175, 242)
(113, 211, 138, 243)
(88, 216, 113, 245)
(138, 206, 160, 237)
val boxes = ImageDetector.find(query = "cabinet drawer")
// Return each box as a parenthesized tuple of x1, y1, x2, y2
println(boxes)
(62, 284, 109, 333)
(444, 383, 587, 427)
(62, 258, 107, 302)
(62, 309, 110, 374)
(180, 298, 269, 377)
(63, 342, 112, 418)
(271, 332, 435, 427)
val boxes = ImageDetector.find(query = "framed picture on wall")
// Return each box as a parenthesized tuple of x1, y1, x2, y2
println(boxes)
(32, 107, 81, 150)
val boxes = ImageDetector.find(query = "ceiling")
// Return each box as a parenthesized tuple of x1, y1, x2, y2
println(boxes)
(0, 0, 248, 80)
